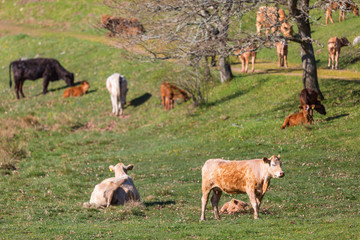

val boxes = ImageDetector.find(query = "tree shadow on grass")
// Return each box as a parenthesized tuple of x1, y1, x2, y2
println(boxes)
(130, 92, 152, 107)
(144, 200, 176, 207)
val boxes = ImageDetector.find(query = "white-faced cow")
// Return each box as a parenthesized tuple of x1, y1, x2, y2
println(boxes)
(200, 155, 284, 220)
(9, 58, 74, 99)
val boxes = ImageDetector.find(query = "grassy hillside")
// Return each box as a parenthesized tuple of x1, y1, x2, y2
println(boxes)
(1, 1, 360, 239)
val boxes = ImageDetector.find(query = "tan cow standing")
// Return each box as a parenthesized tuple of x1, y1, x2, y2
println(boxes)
(234, 48, 256, 73)
(256, 6, 293, 37)
(325, 1, 359, 25)
(275, 39, 288, 68)
(327, 37, 351, 69)
(200, 155, 285, 220)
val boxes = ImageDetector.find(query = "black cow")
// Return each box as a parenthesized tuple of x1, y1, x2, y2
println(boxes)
(9, 58, 74, 99)
(299, 88, 326, 115)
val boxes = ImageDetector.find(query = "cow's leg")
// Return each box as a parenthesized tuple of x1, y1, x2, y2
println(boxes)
(247, 190, 259, 219)
(335, 50, 340, 70)
(240, 57, 245, 73)
(281, 116, 291, 129)
(110, 95, 118, 115)
(328, 52, 332, 69)
(255, 22, 262, 36)
(244, 57, 249, 73)
(251, 55, 255, 73)
(210, 188, 222, 220)
(14, 79, 21, 99)
(42, 78, 50, 94)
(284, 55, 288, 68)
(278, 54, 282, 67)
(327, 11, 334, 24)
(200, 188, 211, 221)
(119, 98, 125, 116)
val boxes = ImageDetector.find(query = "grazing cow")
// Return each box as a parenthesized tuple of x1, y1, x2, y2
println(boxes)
(300, 88, 326, 115)
(274, 39, 288, 68)
(327, 37, 351, 70)
(200, 155, 285, 220)
(160, 82, 189, 110)
(9, 58, 74, 99)
(220, 199, 249, 215)
(234, 47, 257, 73)
(83, 163, 140, 208)
(280, 104, 315, 129)
(256, 6, 293, 37)
(63, 81, 90, 98)
(106, 73, 128, 116)
(325, 0, 359, 25)
(101, 14, 145, 37)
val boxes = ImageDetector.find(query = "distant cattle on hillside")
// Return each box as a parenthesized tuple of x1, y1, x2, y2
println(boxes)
(9, 58, 74, 99)
(327, 37, 350, 70)
(325, 0, 359, 25)
(101, 14, 145, 37)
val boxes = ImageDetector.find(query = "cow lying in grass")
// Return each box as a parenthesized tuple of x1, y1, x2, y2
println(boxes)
(160, 82, 190, 110)
(63, 81, 90, 98)
(220, 199, 249, 215)
(328, 37, 351, 70)
(106, 73, 128, 116)
(9, 58, 74, 99)
(83, 163, 140, 208)
(200, 155, 284, 220)
(281, 104, 315, 129)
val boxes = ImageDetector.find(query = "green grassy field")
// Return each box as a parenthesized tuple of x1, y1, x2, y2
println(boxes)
(0, 1, 360, 239)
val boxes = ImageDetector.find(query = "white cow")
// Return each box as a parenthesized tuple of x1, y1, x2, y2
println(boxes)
(106, 73, 128, 116)
(83, 163, 140, 208)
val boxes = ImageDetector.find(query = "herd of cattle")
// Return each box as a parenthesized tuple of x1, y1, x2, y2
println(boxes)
(6, 3, 357, 220)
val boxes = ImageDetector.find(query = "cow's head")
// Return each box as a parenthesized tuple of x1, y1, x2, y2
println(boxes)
(109, 163, 134, 177)
(281, 22, 293, 38)
(65, 72, 74, 86)
(340, 37, 351, 47)
(315, 103, 326, 115)
(263, 155, 284, 178)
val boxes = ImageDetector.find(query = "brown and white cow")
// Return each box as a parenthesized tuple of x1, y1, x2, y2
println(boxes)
(234, 47, 257, 73)
(256, 6, 293, 37)
(281, 104, 315, 129)
(200, 155, 284, 220)
(325, 0, 359, 25)
(327, 37, 351, 70)
(275, 39, 288, 68)
(300, 88, 326, 115)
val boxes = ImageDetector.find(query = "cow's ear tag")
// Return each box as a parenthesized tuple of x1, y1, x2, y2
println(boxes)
(109, 167, 113, 172)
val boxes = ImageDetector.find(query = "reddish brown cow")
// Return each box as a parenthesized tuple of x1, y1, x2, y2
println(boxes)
(234, 48, 256, 73)
(63, 81, 90, 98)
(327, 37, 351, 70)
(281, 104, 315, 129)
(101, 14, 145, 37)
(256, 6, 293, 37)
(325, 1, 359, 25)
(275, 39, 288, 68)
(161, 82, 189, 110)
(200, 155, 284, 220)
(300, 88, 326, 115)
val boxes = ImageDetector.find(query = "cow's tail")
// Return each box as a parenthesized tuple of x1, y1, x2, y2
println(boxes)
(116, 75, 122, 101)
(9, 62, 13, 88)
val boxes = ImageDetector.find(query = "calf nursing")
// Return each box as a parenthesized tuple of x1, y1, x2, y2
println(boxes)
(63, 81, 90, 97)
(200, 155, 284, 220)
(83, 163, 140, 208)
(281, 104, 315, 129)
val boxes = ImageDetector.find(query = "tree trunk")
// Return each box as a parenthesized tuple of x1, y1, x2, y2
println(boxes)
(288, 0, 324, 100)
(219, 56, 233, 83)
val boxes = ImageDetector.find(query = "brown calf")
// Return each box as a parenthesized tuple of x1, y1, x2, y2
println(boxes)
(275, 40, 288, 68)
(161, 82, 189, 110)
(256, 6, 293, 37)
(200, 155, 284, 220)
(101, 14, 145, 37)
(234, 48, 256, 73)
(63, 81, 90, 98)
(328, 37, 350, 70)
(220, 199, 249, 215)
(325, 1, 359, 25)
(281, 104, 315, 129)
(300, 88, 326, 115)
